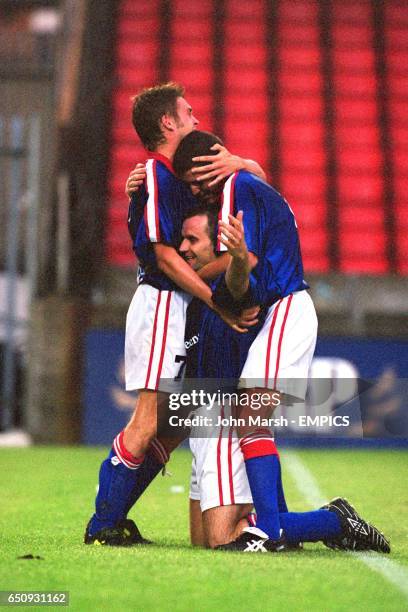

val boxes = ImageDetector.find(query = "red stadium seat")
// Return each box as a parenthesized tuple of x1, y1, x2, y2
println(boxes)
(340, 230, 386, 256)
(105, 0, 404, 275)
(333, 73, 377, 97)
(280, 123, 324, 146)
(387, 74, 408, 97)
(339, 259, 389, 274)
(224, 68, 267, 92)
(225, 45, 267, 67)
(385, 27, 408, 49)
(332, 48, 375, 72)
(385, 3, 408, 26)
(171, 43, 212, 65)
(116, 40, 158, 66)
(387, 101, 408, 124)
(224, 94, 269, 116)
(281, 146, 326, 171)
(335, 125, 379, 147)
(279, 96, 323, 120)
(227, 0, 265, 18)
(298, 228, 328, 256)
(279, 47, 321, 69)
(278, 24, 319, 45)
(278, 71, 323, 94)
(171, 0, 213, 18)
(337, 174, 384, 202)
(278, 1, 318, 21)
(225, 22, 265, 43)
(335, 99, 378, 123)
(336, 148, 383, 172)
(117, 18, 160, 40)
(120, 0, 160, 18)
(332, 2, 372, 23)
(290, 202, 327, 229)
(172, 20, 212, 40)
(332, 24, 373, 48)
(281, 174, 327, 201)
(395, 204, 408, 229)
(339, 206, 385, 228)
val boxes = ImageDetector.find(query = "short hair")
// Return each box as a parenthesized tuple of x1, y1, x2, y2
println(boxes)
(132, 82, 185, 150)
(183, 206, 219, 249)
(173, 130, 223, 178)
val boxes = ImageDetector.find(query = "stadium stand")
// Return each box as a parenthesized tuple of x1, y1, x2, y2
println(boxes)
(107, 0, 407, 275)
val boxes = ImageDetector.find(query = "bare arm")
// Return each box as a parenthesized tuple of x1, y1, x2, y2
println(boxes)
(192, 143, 266, 187)
(154, 243, 213, 305)
(154, 243, 253, 332)
(218, 211, 258, 300)
(197, 252, 231, 281)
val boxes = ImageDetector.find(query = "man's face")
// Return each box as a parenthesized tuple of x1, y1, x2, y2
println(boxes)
(173, 97, 199, 140)
(182, 170, 223, 207)
(180, 215, 216, 271)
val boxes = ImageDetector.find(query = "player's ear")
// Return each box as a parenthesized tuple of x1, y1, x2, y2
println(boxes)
(161, 113, 175, 132)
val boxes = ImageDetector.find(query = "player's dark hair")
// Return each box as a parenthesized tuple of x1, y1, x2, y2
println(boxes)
(183, 206, 219, 249)
(173, 130, 224, 178)
(132, 82, 185, 150)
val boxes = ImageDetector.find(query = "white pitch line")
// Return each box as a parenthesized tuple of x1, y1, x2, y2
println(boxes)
(283, 451, 408, 601)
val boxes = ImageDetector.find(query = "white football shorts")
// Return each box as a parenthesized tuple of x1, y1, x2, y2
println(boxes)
(125, 284, 191, 393)
(189, 403, 253, 512)
(239, 290, 318, 401)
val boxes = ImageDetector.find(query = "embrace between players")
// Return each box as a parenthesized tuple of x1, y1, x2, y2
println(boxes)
(84, 83, 390, 554)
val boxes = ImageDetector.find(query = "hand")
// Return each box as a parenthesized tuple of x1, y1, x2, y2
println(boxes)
(191, 143, 245, 187)
(210, 302, 259, 333)
(238, 305, 260, 328)
(218, 211, 248, 260)
(125, 163, 146, 197)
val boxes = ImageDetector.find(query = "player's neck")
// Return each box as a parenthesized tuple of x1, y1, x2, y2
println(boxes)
(155, 142, 177, 162)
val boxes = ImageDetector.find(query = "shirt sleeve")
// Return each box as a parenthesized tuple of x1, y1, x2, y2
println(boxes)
(144, 159, 176, 245)
(231, 177, 263, 258)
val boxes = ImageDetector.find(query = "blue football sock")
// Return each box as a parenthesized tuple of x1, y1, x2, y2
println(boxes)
(277, 459, 288, 513)
(88, 449, 143, 535)
(123, 451, 163, 516)
(245, 455, 281, 540)
(280, 510, 342, 543)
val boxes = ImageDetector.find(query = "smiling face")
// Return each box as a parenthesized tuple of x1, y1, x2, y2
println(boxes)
(179, 214, 216, 271)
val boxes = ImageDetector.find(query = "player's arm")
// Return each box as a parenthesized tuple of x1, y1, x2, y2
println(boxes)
(218, 211, 258, 300)
(191, 143, 266, 187)
(154, 244, 253, 332)
(197, 252, 230, 281)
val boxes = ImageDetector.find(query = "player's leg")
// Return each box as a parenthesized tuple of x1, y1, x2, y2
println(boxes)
(85, 390, 161, 543)
(202, 503, 253, 548)
(229, 292, 317, 544)
(190, 499, 207, 547)
(85, 285, 189, 544)
(235, 388, 283, 541)
(122, 432, 188, 516)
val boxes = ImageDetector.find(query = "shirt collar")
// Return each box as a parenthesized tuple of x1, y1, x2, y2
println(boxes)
(146, 151, 175, 175)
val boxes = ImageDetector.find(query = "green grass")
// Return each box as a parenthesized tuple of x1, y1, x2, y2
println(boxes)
(0, 447, 407, 611)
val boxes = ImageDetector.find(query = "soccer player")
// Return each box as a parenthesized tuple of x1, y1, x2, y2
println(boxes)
(172, 129, 318, 550)
(181, 207, 390, 554)
(84, 83, 266, 545)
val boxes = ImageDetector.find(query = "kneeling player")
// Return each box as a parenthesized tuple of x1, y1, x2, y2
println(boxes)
(181, 208, 390, 554)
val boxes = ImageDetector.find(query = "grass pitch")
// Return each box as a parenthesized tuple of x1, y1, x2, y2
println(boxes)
(0, 447, 407, 611)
